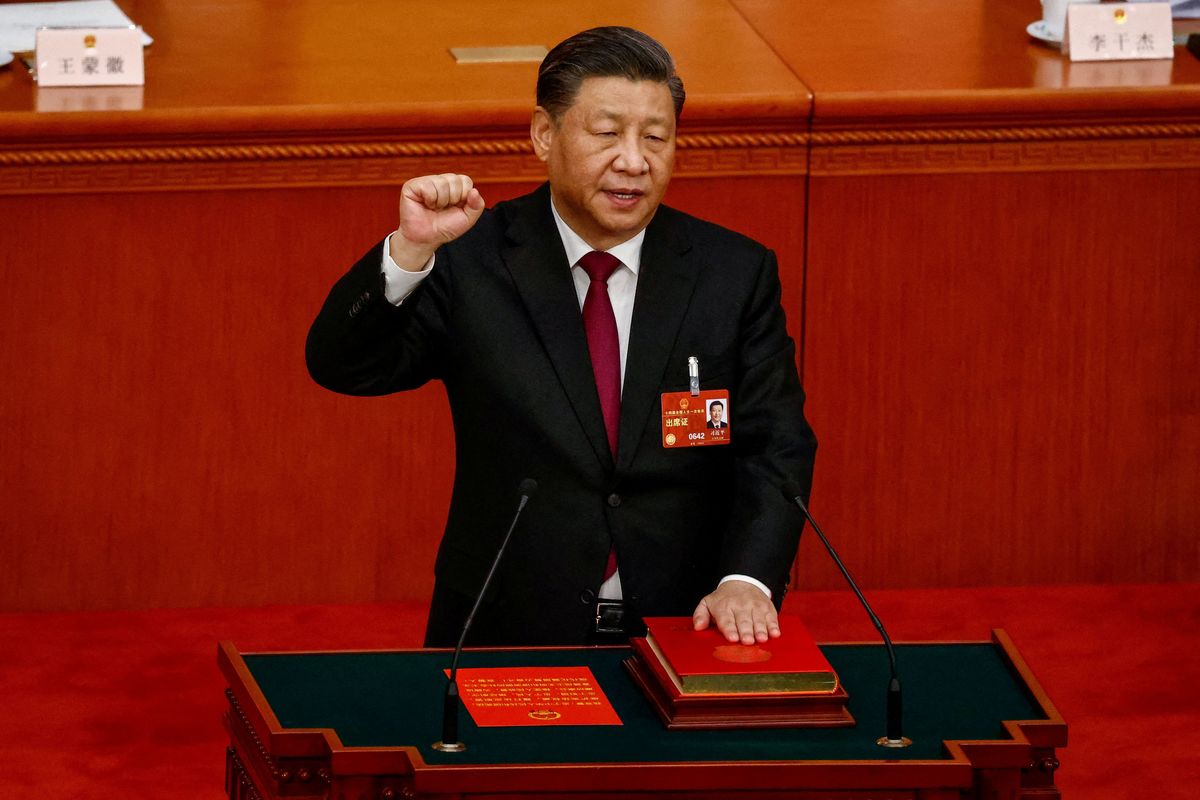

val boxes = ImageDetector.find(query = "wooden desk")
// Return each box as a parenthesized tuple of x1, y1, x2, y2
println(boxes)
(734, 0, 1200, 589)
(218, 631, 1067, 800)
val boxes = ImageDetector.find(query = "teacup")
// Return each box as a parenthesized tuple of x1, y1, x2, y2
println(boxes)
(1042, 0, 1103, 39)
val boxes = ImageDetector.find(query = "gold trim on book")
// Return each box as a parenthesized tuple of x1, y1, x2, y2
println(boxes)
(644, 633, 839, 695)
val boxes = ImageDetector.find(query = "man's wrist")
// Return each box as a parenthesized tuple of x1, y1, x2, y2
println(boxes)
(718, 574, 772, 599)
(388, 231, 437, 272)
(381, 233, 435, 305)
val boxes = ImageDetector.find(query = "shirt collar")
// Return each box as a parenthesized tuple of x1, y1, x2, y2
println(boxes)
(550, 196, 644, 275)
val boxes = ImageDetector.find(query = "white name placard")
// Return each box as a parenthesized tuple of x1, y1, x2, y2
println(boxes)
(35, 26, 144, 86)
(1063, 2, 1174, 61)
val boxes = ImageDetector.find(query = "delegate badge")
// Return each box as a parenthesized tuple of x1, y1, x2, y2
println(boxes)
(661, 389, 731, 448)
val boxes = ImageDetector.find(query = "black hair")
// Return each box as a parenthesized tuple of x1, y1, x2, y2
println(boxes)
(537, 26, 685, 121)
(710, 401, 724, 409)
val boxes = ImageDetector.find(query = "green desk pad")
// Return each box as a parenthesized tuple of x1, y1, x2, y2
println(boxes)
(244, 644, 1042, 766)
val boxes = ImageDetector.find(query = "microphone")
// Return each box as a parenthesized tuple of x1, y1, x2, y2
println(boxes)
(781, 481, 911, 748)
(432, 478, 538, 753)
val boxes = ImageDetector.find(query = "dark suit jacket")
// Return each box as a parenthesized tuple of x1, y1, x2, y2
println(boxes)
(306, 184, 816, 646)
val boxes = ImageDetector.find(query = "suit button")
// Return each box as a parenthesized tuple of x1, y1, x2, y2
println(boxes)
(607, 493, 621, 508)
(579, 589, 596, 605)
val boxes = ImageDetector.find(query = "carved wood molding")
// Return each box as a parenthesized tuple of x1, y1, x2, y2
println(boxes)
(0, 153, 545, 194)
(810, 121, 1200, 146)
(2, 121, 1196, 192)
(0, 131, 809, 167)
(226, 689, 275, 775)
(809, 121, 1200, 175)
(0, 133, 810, 194)
(3, 121, 1190, 166)
(810, 135, 1200, 175)
(225, 748, 264, 800)
(1, 138, 536, 166)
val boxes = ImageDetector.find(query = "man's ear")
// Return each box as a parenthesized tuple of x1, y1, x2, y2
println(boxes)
(530, 107, 554, 162)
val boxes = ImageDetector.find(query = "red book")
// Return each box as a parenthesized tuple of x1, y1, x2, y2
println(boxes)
(640, 617, 838, 694)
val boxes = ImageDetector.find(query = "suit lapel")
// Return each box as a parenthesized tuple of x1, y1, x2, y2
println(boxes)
(502, 186, 614, 472)
(617, 207, 696, 471)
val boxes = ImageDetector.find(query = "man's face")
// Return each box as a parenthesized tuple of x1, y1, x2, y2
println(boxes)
(710, 404, 723, 423)
(531, 76, 676, 251)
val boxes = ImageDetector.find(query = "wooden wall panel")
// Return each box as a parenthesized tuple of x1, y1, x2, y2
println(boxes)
(0, 174, 807, 612)
(733, 0, 1200, 592)
(0, 185, 451, 611)
(799, 167, 1200, 590)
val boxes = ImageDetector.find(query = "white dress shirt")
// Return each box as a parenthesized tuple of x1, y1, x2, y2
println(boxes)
(380, 199, 771, 604)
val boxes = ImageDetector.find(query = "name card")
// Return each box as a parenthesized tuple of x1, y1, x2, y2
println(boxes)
(1063, 2, 1174, 61)
(35, 26, 144, 86)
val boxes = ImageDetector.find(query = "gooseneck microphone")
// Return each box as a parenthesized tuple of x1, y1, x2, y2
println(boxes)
(781, 481, 911, 748)
(432, 478, 539, 753)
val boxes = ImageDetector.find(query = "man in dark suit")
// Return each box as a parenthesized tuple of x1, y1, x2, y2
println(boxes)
(706, 401, 728, 429)
(306, 27, 815, 648)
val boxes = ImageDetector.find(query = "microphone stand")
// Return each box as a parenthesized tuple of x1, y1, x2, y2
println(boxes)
(782, 483, 911, 748)
(432, 478, 538, 753)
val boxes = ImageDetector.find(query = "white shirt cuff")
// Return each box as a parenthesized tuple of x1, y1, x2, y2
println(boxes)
(381, 232, 435, 305)
(718, 574, 772, 600)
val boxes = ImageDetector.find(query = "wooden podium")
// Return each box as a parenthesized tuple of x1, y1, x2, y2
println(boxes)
(218, 630, 1066, 800)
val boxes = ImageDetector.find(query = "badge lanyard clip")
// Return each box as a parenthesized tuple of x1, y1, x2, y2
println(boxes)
(688, 356, 700, 397)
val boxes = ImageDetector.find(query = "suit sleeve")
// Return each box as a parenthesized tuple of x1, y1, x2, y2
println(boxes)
(305, 238, 453, 396)
(717, 248, 817, 605)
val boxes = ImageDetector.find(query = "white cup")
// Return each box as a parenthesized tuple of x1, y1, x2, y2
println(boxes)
(1041, 0, 1102, 39)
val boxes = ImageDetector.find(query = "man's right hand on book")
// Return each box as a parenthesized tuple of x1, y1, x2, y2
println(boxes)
(692, 580, 782, 645)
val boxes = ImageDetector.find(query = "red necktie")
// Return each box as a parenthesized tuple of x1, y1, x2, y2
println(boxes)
(579, 251, 621, 581)
(580, 251, 622, 455)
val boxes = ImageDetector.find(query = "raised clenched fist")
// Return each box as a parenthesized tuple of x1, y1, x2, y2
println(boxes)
(390, 173, 486, 271)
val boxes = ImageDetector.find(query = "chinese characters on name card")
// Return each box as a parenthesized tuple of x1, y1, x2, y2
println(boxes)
(35, 26, 143, 86)
(1064, 2, 1174, 61)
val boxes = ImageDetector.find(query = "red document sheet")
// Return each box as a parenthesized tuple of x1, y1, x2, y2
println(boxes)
(447, 666, 623, 727)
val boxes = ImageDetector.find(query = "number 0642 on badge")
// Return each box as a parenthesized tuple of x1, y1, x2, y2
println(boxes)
(660, 390, 731, 448)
